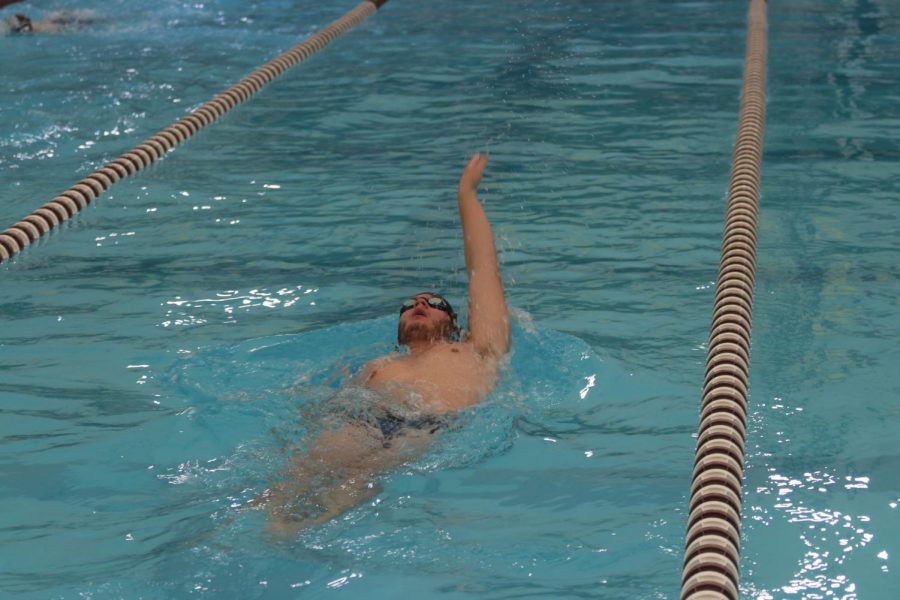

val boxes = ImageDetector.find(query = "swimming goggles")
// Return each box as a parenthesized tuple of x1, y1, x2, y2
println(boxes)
(400, 295, 453, 316)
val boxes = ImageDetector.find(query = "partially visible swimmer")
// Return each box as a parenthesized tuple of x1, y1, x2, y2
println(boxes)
(256, 153, 510, 534)
(1, 3, 98, 35)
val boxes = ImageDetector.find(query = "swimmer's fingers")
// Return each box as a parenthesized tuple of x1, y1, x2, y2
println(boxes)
(458, 152, 489, 197)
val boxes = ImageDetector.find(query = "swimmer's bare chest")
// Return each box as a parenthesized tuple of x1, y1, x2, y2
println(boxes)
(363, 342, 497, 412)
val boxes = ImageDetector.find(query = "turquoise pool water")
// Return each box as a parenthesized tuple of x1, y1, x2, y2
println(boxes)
(1, 0, 898, 598)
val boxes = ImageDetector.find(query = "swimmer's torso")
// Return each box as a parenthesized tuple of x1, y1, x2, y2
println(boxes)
(363, 341, 499, 413)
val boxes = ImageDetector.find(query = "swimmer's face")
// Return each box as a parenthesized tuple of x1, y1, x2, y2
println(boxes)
(397, 293, 455, 344)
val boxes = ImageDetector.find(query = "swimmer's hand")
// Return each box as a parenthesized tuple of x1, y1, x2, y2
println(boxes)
(458, 152, 489, 198)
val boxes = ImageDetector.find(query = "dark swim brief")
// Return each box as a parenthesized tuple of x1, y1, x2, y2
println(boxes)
(365, 407, 445, 442)
(330, 385, 448, 445)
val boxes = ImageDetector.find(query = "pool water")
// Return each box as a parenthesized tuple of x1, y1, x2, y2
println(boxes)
(1, 0, 898, 598)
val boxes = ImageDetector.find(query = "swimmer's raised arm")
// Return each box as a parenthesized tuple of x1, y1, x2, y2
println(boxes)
(458, 153, 509, 357)
(0, 0, 24, 9)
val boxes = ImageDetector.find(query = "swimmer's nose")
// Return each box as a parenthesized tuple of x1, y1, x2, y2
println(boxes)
(411, 297, 431, 315)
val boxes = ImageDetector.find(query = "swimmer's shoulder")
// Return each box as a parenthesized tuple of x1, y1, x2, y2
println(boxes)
(358, 351, 403, 383)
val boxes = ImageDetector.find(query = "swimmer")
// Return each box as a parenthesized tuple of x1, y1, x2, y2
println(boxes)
(260, 153, 510, 532)
(1, 3, 97, 35)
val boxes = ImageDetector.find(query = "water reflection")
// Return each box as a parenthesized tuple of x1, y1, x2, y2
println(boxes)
(160, 286, 318, 327)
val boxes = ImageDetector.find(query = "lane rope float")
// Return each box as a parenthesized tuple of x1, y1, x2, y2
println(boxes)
(680, 0, 767, 599)
(0, 0, 389, 264)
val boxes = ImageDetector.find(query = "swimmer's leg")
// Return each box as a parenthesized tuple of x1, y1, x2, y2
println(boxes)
(260, 423, 432, 535)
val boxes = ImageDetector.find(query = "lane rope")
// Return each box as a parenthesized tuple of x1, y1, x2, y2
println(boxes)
(0, 0, 389, 264)
(680, 0, 767, 598)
